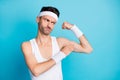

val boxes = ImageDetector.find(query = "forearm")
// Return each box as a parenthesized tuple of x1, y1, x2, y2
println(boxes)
(32, 59, 55, 76)
(79, 35, 93, 53)
(71, 25, 93, 53)
(32, 51, 67, 76)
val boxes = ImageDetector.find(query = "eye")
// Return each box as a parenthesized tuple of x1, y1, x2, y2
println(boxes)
(46, 19, 49, 22)
(44, 18, 50, 22)
(51, 22, 56, 25)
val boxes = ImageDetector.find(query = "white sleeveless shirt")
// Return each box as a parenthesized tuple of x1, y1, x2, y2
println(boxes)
(29, 36, 63, 80)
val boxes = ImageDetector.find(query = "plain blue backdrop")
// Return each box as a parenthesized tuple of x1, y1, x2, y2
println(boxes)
(0, 0, 120, 80)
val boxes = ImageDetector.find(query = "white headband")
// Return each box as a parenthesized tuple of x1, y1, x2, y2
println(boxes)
(38, 11, 58, 21)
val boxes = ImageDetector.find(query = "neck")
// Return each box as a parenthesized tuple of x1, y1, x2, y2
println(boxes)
(36, 31, 51, 46)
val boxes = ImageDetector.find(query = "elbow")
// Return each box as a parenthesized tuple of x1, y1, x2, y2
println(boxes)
(32, 67, 41, 77)
(85, 48, 93, 54)
(33, 73, 39, 77)
(32, 68, 39, 77)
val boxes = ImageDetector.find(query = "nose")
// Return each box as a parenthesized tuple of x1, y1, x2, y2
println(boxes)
(48, 22, 54, 28)
(48, 22, 51, 26)
(48, 21, 53, 26)
(46, 22, 52, 29)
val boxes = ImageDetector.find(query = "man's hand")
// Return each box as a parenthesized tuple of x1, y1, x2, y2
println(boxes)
(62, 22, 74, 30)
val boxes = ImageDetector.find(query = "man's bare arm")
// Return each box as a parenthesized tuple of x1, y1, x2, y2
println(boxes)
(57, 22, 93, 53)
(72, 35, 93, 53)
(57, 36, 92, 54)
(21, 41, 73, 77)
(21, 42, 56, 77)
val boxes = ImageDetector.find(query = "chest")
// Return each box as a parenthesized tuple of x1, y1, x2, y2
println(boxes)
(32, 37, 61, 61)
(38, 44, 53, 59)
(38, 45, 53, 59)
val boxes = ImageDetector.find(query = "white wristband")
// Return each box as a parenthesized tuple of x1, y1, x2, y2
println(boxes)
(71, 25, 83, 38)
(52, 51, 66, 64)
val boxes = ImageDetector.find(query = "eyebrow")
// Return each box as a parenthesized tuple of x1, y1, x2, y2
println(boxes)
(43, 17, 56, 24)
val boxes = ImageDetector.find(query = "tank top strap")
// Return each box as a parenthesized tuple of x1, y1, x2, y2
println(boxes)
(51, 36, 60, 56)
(30, 39, 36, 55)
(30, 38, 46, 62)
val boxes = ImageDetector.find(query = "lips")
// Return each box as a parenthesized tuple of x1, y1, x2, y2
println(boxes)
(44, 27, 51, 32)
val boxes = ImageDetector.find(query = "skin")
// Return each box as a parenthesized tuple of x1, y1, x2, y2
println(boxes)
(21, 15, 93, 77)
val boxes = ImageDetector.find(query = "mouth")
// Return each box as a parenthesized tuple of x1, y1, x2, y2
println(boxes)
(44, 27, 52, 32)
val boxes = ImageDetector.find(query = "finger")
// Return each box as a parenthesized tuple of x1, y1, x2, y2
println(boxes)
(62, 26, 66, 29)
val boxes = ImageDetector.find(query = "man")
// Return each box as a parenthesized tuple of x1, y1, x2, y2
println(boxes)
(21, 6, 93, 80)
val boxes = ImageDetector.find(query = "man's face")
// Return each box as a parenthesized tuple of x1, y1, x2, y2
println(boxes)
(38, 15, 57, 35)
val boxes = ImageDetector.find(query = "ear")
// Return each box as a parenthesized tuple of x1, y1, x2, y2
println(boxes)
(36, 17, 40, 23)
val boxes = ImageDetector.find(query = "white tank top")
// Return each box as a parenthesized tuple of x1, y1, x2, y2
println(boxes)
(29, 36, 63, 80)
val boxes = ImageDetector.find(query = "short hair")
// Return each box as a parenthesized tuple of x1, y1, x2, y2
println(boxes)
(40, 6, 60, 18)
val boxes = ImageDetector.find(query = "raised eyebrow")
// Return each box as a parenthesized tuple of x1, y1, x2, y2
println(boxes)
(43, 17, 50, 21)
(51, 21, 56, 24)
(44, 17, 56, 24)
(45, 18, 50, 21)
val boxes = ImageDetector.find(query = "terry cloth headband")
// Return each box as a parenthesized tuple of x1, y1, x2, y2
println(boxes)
(38, 11, 58, 21)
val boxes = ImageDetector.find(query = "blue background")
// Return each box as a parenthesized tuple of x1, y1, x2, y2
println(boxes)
(0, 0, 120, 80)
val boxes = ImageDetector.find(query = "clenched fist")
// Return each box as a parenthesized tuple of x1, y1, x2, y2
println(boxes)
(62, 22, 74, 30)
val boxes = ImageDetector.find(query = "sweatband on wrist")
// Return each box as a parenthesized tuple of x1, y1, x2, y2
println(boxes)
(52, 51, 66, 64)
(71, 25, 83, 38)
(38, 11, 58, 21)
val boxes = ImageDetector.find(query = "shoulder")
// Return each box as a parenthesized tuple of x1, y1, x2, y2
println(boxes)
(57, 37, 69, 43)
(21, 38, 34, 50)
(21, 41, 32, 54)
(21, 41, 30, 46)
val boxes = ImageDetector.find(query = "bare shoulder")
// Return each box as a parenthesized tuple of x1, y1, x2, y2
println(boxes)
(57, 37, 68, 42)
(56, 37, 74, 49)
(21, 41, 31, 49)
(21, 41, 32, 55)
